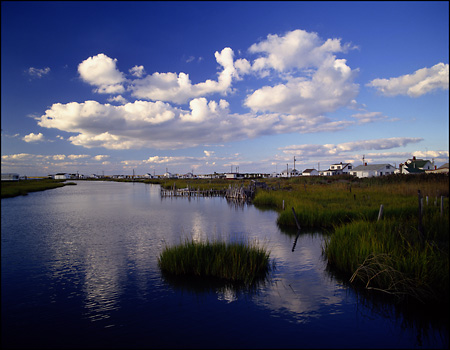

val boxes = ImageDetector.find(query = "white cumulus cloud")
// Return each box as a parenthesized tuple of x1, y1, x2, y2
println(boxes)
(23, 132, 45, 142)
(367, 63, 449, 97)
(78, 53, 125, 94)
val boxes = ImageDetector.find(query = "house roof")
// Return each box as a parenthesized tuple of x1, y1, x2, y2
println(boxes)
(406, 159, 430, 169)
(302, 168, 317, 173)
(352, 164, 392, 171)
(438, 163, 449, 169)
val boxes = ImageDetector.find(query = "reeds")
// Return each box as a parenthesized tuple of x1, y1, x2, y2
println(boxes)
(1, 179, 76, 198)
(158, 239, 271, 286)
(324, 214, 449, 304)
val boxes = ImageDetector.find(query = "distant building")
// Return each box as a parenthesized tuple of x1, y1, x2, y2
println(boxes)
(280, 168, 300, 178)
(54, 173, 69, 180)
(322, 162, 353, 176)
(351, 164, 395, 178)
(302, 168, 319, 176)
(396, 156, 435, 174)
(425, 163, 449, 174)
(1, 173, 20, 181)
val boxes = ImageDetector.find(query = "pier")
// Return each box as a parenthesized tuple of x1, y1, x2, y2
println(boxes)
(160, 183, 257, 201)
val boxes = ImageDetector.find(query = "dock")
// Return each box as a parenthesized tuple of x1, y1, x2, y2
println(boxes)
(160, 183, 257, 201)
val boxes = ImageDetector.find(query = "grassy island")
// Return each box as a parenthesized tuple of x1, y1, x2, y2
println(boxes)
(1, 179, 77, 198)
(252, 174, 449, 305)
(158, 239, 271, 285)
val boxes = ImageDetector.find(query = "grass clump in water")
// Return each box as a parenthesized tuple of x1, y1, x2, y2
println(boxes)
(158, 239, 271, 286)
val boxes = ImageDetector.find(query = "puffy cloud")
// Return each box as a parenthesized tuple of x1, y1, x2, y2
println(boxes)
(23, 132, 45, 142)
(67, 154, 90, 160)
(107, 95, 128, 104)
(78, 53, 125, 94)
(93, 155, 110, 161)
(244, 31, 359, 115)
(248, 29, 354, 73)
(52, 154, 66, 160)
(280, 137, 423, 157)
(26, 67, 50, 78)
(129, 65, 145, 78)
(367, 63, 449, 97)
(128, 47, 237, 104)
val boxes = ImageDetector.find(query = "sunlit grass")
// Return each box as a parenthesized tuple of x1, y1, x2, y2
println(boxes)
(158, 239, 271, 285)
(1, 179, 76, 198)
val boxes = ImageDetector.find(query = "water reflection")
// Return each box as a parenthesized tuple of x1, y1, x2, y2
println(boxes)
(160, 270, 270, 303)
(2, 181, 447, 349)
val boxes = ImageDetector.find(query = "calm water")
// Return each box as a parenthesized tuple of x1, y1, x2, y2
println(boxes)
(1, 181, 448, 349)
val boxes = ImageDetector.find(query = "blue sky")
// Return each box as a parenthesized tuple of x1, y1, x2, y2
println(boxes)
(1, 1, 448, 176)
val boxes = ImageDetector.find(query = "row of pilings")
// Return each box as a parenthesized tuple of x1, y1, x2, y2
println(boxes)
(160, 182, 257, 201)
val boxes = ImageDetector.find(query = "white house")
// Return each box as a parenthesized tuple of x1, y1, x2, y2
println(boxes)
(351, 164, 396, 178)
(396, 157, 435, 174)
(163, 171, 177, 179)
(280, 168, 301, 178)
(302, 168, 319, 176)
(54, 173, 69, 180)
(322, 162, 354, 176)
(1, 173, 20, 181)
(225, 172, 244, 180)
(426, 163, 449, 174)
(143, 173, 155, 179)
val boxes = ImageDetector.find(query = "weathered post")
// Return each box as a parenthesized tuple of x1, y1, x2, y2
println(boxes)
(282, 200, 285, 210)
(291, 207, 301, 252)
(291, 207, 301, 230)
(377, 204, 384, 222)
(441, 196, 444, 218)
(418, 190, 424, 239)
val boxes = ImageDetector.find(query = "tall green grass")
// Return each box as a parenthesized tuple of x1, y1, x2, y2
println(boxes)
(1, 179, 76, 198)
(158, 239, 271, 286)
(324, 213, 449, 304)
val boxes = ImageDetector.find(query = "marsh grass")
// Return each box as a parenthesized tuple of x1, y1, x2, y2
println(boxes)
(253, 174, 449, 305)
(1, 179, 76, 198)
(324, 214, 449, 304)
(158, 239, 271, 286)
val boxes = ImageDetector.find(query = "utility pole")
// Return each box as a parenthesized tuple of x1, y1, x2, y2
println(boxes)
(294, 156, 296, 171)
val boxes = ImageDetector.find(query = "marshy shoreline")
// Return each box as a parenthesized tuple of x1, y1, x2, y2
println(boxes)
(3, 174, 448, 312)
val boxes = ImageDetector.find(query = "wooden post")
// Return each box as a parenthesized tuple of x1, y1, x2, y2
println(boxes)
(291, 207, 301, 230)
(418, 190, 424, 239)
(377, 204, 384, 221)
(441, 196, 444, 218)
(282, 200, 285, 210)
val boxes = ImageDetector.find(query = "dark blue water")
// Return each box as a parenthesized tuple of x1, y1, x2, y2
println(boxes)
(1, 181, 448, 348)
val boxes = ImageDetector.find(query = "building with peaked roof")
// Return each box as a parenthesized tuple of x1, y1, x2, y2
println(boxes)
(426, 163, 449, 174)
(396, 156, 435, 174)
(322, 162, 353, 176)
(351, 164, 395, 178)
(302, 168, 319, 176)
(280, 168, 301, 178)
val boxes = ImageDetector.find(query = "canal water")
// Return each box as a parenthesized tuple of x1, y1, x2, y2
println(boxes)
(1, 181, 448, 349)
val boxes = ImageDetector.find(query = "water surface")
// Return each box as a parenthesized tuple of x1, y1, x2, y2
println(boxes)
(1, 181, 447, 348)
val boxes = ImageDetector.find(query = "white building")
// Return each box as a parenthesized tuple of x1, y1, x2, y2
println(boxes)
(351, 164, 395, 178)
(54, 173, 69, 180)
(322, 162, 353, 176)
(302, 168, 319, 176)
(280, 168, 301, 178)
(1, 173, 20, 181)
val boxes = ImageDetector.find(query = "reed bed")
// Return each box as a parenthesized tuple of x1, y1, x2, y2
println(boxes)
(1, 179, 76, 198)
(324, 213, 449, 304)
(158, 239, 271, 286)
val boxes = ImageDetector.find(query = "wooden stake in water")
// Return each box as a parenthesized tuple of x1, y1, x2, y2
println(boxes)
(377, 204, 384, 221)
(418, 190, 424, 240)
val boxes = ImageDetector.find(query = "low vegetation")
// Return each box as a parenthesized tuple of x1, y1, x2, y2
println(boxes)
(158, 239, 271, 286)
(253, 173, 449, 305)
(1, 179, 77, 198)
